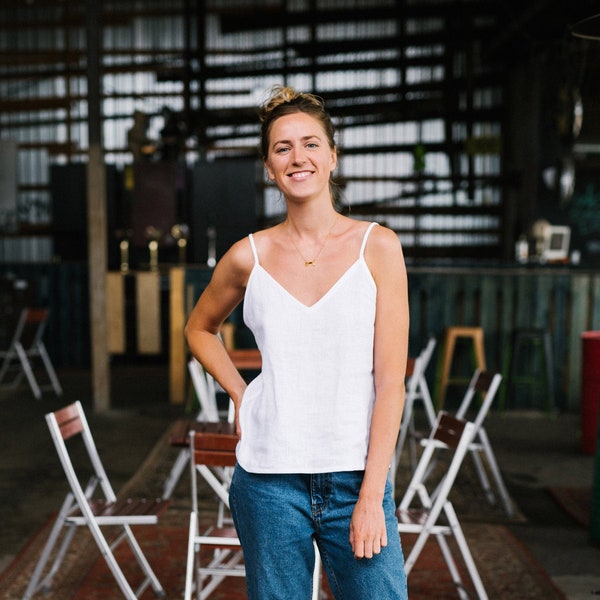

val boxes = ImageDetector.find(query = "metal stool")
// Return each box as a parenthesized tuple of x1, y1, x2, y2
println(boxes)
(435, 326, 486, 409)
(501, 329, 555, 411)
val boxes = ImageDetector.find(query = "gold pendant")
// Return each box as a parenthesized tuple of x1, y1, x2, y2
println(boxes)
(305, 260, 316, 267)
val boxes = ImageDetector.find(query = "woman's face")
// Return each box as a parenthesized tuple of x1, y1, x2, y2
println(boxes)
(264, 111, 337, 202)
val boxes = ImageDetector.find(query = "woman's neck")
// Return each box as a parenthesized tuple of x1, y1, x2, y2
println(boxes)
(284, 203, 338, 237)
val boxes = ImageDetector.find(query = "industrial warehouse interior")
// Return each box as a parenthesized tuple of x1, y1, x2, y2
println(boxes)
(1, 1, 600, 599)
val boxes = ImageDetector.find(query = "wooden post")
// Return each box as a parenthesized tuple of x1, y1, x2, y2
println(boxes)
(169, 267, 186, 404)
(86, 0, 110, 411)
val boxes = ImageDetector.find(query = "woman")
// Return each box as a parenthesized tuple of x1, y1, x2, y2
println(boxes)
(185, 85, 409, 599)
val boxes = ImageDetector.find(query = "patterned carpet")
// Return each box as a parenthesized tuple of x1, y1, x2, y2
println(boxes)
(1, 426, 565, 599)
(547, 486, 592, 528)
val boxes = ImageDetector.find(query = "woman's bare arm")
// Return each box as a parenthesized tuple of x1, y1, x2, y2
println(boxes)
(184, 237, 254, 431)
(350, 224, 409, 559)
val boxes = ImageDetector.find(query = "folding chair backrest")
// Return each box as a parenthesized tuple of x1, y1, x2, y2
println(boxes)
(455, 369, 502, 431)
(188, 358, 220, 422)
(405, 355, 422, 396)
(419, 336, 437, 374)
(433, 411, 469, 449)
(6, 307, 48, 350)
(399, 411, 475, 512)
(48, 400, 116, 504)
(189, 423, 238, 513)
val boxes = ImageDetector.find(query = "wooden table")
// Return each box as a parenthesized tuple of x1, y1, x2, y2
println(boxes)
(169, 420, 237, 448)
(227, 348, 262, 371)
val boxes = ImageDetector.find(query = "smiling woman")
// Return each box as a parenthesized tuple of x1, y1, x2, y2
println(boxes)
(184, 85, 410, 599)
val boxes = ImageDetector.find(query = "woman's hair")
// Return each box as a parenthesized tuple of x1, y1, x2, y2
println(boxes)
(258, 85, 336, 161)
(258, 85, 342, 206)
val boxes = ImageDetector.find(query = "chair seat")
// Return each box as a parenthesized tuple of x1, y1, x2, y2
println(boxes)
(67, 498, 169, 524)
(198, 526, 243, 548)
(397, 507, 432, 527)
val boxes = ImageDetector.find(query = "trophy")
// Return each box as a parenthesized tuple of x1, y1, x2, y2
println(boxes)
(115, 229, 132, 272)
(144, 226, 162, 271)
(171, 223, 190, 264)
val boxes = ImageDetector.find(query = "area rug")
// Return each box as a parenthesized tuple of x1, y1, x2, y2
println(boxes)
(1, 424, 556, 599)
(547, 486, 592, 528)
(81, 522, 562, 599)
(1, 515, 563, 599)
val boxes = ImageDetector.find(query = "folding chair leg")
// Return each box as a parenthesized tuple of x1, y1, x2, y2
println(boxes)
(446, 503, 488, 600)
(470, 447, 496, 505)
(435, 533, 471, 600)
(420, 381, 437, 428)
(22, 493, 77, 599)
(94, 533, 140, 599)
(83, 516, 165, 599)
(162, 448, 190, 499)
(37, 342, 63, 395)
(0, 352, 12, 385)
(312, 540, 322, 600)
(478, 429, 514, 517)
(184, 512, 197, 600)
(121, 524, 166, 597)
(404, 527, 433, 574)
(15, 342, 42, 399)
(407, 418, 419, 471)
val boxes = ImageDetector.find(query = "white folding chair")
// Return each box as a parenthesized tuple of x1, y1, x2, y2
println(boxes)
(184, 423, 324, 600)
(422, 369, 512, 517)
(184, 423, 243, 600)
(162, 358, 231, 500)
(453, 369, 513, 516)
(397, 412, 488, 600)
(392, 336, 437, 482)
(0, 307, 62, 399)
(23, 401, 169, 600)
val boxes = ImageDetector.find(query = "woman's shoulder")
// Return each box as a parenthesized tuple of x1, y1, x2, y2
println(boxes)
(225, 225, 282, 269)
(361, 221, 404, 268)
(342, 218, 399, 248)
(219, 234, 255, 277)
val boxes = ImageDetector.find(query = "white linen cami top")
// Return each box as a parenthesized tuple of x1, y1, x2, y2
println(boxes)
(237, 222, 378, 474)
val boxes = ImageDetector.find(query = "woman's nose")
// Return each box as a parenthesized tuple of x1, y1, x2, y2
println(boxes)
(291, 147, 306, 164)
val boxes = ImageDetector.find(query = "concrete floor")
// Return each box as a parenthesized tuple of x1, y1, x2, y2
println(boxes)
(1, 364, 599, 599)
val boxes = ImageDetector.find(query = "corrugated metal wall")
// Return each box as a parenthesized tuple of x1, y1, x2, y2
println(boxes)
(0, 0, 504, 262)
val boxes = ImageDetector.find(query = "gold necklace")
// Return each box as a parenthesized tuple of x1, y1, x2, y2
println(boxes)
(288, 215, 338, 267)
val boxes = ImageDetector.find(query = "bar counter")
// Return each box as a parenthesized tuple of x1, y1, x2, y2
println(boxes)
(178, 260, 600, 410)
(1, 261, 598, 410)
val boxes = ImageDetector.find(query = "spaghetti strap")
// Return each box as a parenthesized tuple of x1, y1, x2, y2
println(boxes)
(359, 222, 379, 258)
(248, 233, 260, 265)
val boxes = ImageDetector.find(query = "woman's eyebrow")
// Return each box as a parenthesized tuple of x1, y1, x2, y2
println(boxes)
(273, 134, 322, 146)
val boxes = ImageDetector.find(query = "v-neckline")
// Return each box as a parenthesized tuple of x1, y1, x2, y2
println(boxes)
(255, 260, 363, 309)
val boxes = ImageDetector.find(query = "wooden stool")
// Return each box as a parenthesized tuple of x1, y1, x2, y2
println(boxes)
(436, 326, 486, 409)
(500, 329, 555, 411)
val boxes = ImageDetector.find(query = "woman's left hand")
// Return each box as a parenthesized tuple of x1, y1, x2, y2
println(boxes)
(349, 497, 388, 559)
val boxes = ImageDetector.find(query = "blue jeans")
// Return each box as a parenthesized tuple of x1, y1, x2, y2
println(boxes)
(229, 465, 408, 600)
